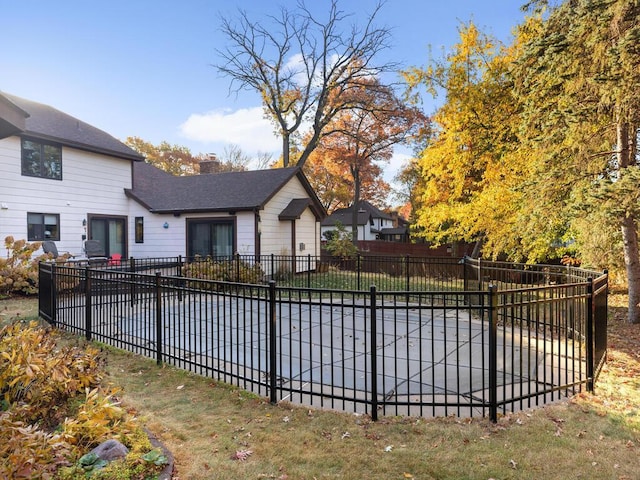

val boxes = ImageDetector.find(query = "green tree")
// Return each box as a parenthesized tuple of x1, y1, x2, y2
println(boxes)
(323, 222, 357, 258)
(515, 0, 640, 323)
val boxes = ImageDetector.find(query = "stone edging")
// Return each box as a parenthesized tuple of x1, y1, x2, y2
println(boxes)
(145, 428, 175, 480)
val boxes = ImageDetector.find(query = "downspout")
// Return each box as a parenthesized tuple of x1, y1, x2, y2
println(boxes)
(254, 210, 261, 257)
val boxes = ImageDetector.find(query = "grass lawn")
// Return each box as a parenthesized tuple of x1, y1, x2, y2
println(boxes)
(2, 292, 639, 480)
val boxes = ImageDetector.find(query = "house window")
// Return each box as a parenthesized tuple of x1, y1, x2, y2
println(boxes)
(21, 139, 62, 180)
(187, 218, 235, 258)
(135, 217, 144, 243)
(27, 213, 60, 241)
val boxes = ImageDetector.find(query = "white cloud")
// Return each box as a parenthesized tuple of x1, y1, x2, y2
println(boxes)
(179, 106, 281, 154)
(383, 150, 412, 183)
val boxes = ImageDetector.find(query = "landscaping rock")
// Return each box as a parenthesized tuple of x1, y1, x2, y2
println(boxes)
(90, 439, 129, 463)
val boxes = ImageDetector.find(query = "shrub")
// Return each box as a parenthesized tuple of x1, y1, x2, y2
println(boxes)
(0, 321, 165, 479)
(0, 413, 72, 479)
(0, 321, 103, 427)
(323, 222, 358, 259)
(183, 256, 264, 284)
(0, 236, 49, 297)
(61, 387, 140, 450)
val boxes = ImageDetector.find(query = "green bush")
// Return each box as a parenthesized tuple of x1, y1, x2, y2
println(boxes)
(323, 222, 358, 259)
(0, 236, 49, 297)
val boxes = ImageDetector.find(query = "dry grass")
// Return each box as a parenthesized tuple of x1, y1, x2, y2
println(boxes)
(2, 295, 639, 480)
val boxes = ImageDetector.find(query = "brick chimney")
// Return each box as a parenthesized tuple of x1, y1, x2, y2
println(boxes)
(199, 153, 221, 174)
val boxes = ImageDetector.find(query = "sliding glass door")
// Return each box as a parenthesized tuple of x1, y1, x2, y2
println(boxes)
(88, 215, 126, 257)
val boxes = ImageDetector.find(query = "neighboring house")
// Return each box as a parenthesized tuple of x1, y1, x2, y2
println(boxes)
(0, 92, 144, 258)
(125, 161, 325, 260)
(0, 92, 325, 263)
(321, 200, 409, 242)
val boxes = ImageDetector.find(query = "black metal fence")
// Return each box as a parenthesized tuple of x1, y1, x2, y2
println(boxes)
(38, 256, 608, 422)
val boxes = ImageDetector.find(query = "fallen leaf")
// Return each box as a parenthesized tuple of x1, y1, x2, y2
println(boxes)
(384, 445, 393, 452)
(509, 459, 517, 469)
(230, 449, 253, 461)
(403, 473, 414, 478)
(341, 432, 351, 439)
(176, 385, 184, 390)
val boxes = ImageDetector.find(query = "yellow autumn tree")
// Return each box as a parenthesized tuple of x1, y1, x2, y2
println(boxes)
(404, 23, 531, 259)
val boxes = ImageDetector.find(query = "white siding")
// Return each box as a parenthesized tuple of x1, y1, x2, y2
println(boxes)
(296, 207, 318, 255)
(0, 136, 132, 256)
(236, 211, 256, 255)
(127, 208, 256, 259)
(260, 176, 320, 258)
(1, 135, 320, 263)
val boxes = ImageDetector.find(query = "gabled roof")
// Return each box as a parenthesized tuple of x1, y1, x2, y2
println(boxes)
(0, 92, 143, 162)
(321, 200, 391, 227)
(321, 209, 371, 227)
(126, 162, 326, 216)
(0, 94, 28, 138)
(279, 198, 314, 220)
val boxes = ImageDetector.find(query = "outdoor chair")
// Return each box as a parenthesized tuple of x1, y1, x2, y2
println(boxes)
(84, 240, 109, 266)
(108, 253, 122, 266)
(42, 240, 74, 261)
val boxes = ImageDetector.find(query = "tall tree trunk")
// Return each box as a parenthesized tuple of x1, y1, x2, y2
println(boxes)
(617, 121, 640, 324)
(351, 165, 361, 247)
(470, 236, 483, 259)
(282, 133, 290, 167)
(621, 216, 640, 324)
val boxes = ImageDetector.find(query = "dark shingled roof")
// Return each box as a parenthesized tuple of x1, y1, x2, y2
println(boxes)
(321, 209, 371, 227)
(321, 200, 391, 227)
(127, 162, 325, 215)
(279, 198, 313, 220)
(380, 227, 408, 235)
(0, 92, 143, 162)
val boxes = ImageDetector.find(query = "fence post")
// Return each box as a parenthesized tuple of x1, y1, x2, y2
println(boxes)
(270, 254, 275, 280)
(268, 280, 278, 404)
(405, 255, 410, 292)
(50, 263, 57, 327)
(586, 277, 594, 393)
(155, 272, 163, 366)
(129, 257, 136, 306)
(235, 253, 241, 282)
(488, 284, 498, 422)
(478, 258, 483, 291)
(84, 267, 92, 341)
(307, 254, 311, 289)
(463, 256, 468, 292)
(370, 285, 379, 421)
(177, 255, 183, 302)
(357, 254, 362, 290)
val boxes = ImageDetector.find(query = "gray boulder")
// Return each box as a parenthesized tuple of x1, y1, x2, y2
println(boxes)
(90, 439, 129, 462)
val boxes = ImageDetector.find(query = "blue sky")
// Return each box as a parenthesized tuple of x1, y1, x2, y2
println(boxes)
(1, 0, 528, 190)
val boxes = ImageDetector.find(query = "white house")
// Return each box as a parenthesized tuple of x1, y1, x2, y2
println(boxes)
(0, 92, 325, 262)
(321, 200, 405, 242)
(125, 161, 325, 260)
(0, 92, 144, 258)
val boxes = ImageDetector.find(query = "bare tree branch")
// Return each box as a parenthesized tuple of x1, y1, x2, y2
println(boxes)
(215, 0, 398, 167)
